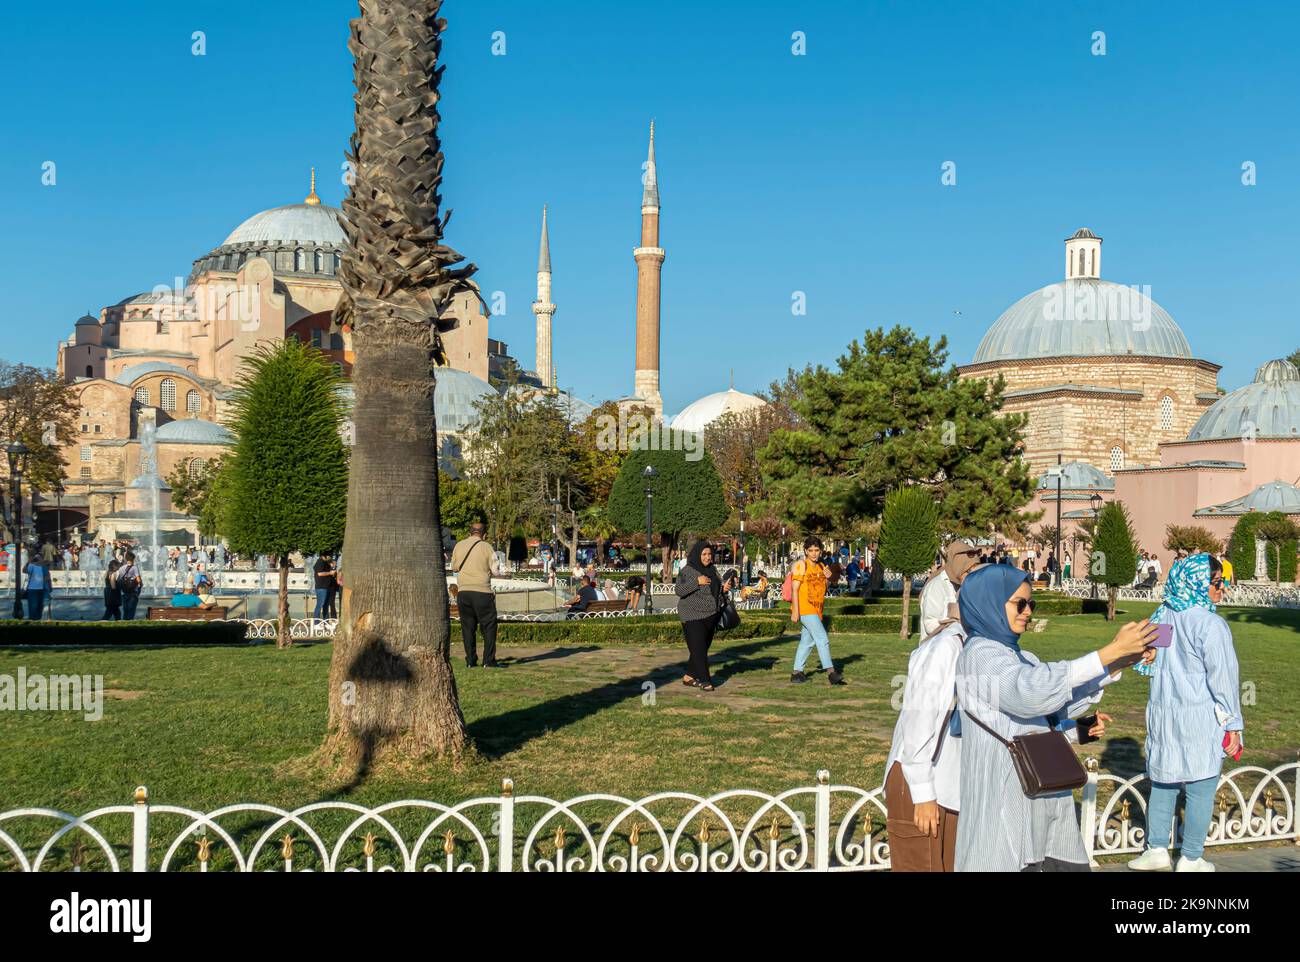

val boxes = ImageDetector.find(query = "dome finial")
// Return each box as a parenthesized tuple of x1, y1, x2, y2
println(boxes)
(305, 167, 321, 206)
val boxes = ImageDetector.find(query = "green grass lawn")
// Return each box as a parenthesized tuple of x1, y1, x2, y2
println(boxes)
(2, 602, 1297, 869)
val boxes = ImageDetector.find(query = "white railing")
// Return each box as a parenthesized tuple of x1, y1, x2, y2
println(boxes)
(3, 761, 1294, 872)
(1056, 578, 1300, 608)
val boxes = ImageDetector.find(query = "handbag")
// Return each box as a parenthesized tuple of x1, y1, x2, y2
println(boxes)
(716, 593, 740, 631)
(962, 708, 1087, 798)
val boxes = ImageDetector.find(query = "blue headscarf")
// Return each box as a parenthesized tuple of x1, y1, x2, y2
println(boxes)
(1137, 553, 1217, 677)
(958, 564, 1031, 649)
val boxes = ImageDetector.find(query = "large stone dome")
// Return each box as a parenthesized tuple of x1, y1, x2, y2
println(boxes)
(222, 203, 347, 247)
(973, 279, 1192, 363)
(669, 388, 767, 434)
(433, 368, 498, 434)
(1187, 358, 1300, 442)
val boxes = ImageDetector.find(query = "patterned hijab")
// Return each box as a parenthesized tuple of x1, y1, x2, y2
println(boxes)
(958, 564, 1031, 649)
(1138, 553, 1217, 676)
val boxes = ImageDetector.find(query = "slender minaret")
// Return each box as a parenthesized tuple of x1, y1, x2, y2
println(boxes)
(532, 205, 556, 390)
(633, 121, 665, 418)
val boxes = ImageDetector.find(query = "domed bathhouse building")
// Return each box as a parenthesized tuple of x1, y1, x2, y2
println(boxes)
(1112, 357, 1300, 579)
(959, 229, 1222, 479)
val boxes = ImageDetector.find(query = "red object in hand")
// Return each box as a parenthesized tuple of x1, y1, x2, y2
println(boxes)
(1223, 732, 1243, 761)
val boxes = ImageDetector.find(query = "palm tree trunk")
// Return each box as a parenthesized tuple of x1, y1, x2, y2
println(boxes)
(325, 0, 475, 768)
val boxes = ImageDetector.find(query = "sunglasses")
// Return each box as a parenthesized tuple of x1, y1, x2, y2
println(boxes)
(1009, 598, 1037, 615)
(1210, 578, 1224, 588)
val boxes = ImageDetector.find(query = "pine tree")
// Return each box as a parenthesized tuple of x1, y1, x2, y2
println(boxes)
(222, 340, 348, 647)
(878, 486, 940, 639)
(1088, 501, 1138, 620)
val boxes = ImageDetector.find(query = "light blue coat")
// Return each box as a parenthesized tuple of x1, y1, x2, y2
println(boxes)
(1145, 607, 1242, 784)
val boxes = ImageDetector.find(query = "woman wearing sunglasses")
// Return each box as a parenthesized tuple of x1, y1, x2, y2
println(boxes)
(1127, 553, 1242, 873)
(954, 565, 1158, 871)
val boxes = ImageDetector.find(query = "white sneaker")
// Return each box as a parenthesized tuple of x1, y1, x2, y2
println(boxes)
(1127, 847, 1173, 871)
(1175, 855, 1216, 873)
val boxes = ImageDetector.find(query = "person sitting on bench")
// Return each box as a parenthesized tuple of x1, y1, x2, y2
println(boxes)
(170, 585, 215, 609)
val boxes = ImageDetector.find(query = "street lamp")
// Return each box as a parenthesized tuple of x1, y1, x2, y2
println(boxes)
(547, 497, 562, 606)
(1088, 492, 1104, 599)
(736, 488, 748, 586)
(643, 465, 657, 614)
(7, 441, 32, 619)
(53, 480, 65, 552)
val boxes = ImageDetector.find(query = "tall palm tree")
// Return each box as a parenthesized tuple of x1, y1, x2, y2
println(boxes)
(326, 0, 476, 767)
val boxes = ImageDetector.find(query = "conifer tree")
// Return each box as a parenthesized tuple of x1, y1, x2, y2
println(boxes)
(878, 486, 940, 639)
(1088, 501, 1138, 620)
(609, 442, 729, 570)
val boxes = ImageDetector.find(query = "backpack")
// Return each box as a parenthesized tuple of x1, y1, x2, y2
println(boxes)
(781, 564, 797, 603)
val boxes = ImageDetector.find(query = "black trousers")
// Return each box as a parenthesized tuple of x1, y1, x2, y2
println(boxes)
(682, 616, 717, 683)
(458, 590, 498, 666)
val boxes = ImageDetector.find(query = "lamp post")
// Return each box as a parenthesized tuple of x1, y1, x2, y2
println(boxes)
(643, 465, 657, 614)
(7, 441, 31, 619)
(1053, 455, 1063, 588)
(1089, 492, 1104, 600)
(53, 480, 65, 552)
(548, 497, 562, 607)
(736, 489, 748, 586)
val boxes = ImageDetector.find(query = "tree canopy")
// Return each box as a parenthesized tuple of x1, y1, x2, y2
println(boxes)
(608, 442, 728, 549)
(759, 326, 1034, 537)
(0, 361, 77, 495)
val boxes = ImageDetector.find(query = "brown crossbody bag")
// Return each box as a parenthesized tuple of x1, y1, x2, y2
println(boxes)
(961, 708, 1088, 797)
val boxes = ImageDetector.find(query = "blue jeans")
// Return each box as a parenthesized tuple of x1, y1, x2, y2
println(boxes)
(25, 589, 46, 620)
(1146, 776, 1218, 860)
(121, 591, 141, 621)
(794, 613, 833, 671)
(314, 588, 330, 619)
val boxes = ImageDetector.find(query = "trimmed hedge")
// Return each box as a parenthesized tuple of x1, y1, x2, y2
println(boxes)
(0, 620, 250, 647)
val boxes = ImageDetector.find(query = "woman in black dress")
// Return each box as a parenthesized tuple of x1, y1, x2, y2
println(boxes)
(675, 540, 723, 691)
(102, 559, 122, 621)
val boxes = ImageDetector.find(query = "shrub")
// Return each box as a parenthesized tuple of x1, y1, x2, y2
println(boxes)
(1089, 501, 1138, 620)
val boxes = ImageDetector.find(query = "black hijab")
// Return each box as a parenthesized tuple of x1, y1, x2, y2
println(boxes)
(685, 540, 721, 597)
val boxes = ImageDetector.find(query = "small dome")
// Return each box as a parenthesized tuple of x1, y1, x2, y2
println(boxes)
(222, 203, 347, 247)
(1186, 357, 1300, 441)
(1196, 480, 1300, 517)
(974, 280, 1192, 363)
(434, 368, 498, 433)
(1069, 227, 1100, 240)
(1036, 460, 1114, 491)
(76, 314, 99, 326)
(669, 388, 767, 434)
(154, 419, 233, 444)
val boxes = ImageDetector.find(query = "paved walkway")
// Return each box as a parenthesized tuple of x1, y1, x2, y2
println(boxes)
(1098, 846, 1300, 872)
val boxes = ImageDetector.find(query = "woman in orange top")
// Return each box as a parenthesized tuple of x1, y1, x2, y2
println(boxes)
(790, 537, 845, 685)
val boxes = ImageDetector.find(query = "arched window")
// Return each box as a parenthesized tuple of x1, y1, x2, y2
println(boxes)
(80, 445, 92, 462)
(296, 248, 308, 272)
(160, 378, 177, 411)
(85, 365, 93, 378)
(188, 458, 206, 477)
(1109, 446, 1124, 471)
(1159, 395, 1174, 431)
(134, 386, 150, 406)
(187, 390, 201, 413)
(315, 250, 326, 273)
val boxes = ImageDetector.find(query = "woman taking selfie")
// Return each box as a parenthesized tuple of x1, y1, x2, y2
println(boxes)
(955, 565, 1157, 872)
(1127, 553, 1242, 873)
(675, 540, 722, 691)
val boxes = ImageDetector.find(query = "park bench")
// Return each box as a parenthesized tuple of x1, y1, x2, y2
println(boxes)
(147, 606, 228, 621)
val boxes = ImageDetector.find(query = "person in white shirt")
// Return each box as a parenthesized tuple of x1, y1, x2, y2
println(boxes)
(884, 618, 968, 871)
(918, 540, 980, 638)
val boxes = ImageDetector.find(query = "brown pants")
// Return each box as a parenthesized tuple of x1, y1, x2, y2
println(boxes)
(885, 761, 958, 872)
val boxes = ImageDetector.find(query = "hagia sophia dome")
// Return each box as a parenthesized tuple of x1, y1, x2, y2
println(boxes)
(1187, 358, 1300, 442)
(670, 387, 767, 434)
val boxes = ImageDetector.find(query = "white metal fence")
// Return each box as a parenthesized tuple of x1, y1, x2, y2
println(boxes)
(2, 761, 1294, 872)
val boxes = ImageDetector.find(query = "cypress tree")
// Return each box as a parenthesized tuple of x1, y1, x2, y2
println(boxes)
(222, 339, 348, 648)
(608, 441, 728, 570)
(1088, 501, 1138, 620)
(878, 486, 940, 639)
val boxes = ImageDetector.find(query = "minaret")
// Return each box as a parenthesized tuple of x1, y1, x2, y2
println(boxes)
(633, 121, 665, 418)
(532, 205, 556, 390)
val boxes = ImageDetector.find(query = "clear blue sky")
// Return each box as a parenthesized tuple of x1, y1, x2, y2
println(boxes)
(3, 1, 1297, 413)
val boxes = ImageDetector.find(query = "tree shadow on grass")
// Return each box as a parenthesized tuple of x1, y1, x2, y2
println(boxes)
(498, 645, 601, 665)
(1098, 735, 1146, 779)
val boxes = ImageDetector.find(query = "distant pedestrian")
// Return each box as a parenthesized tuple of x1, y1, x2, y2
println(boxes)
(102, 560, 123, 620)
(676, 540, 722, 691)
(23, 555, 52, 620)
(450, 523, 501, 668)
(790, 537, 844, 685)
(118, 552, 144, 620)
(313, 552, 338, 619)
